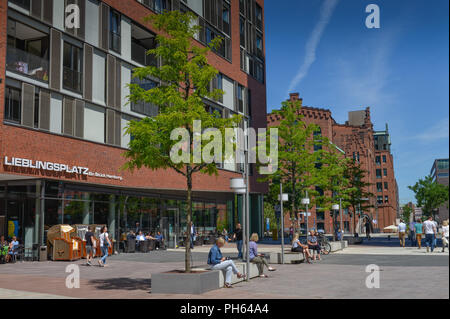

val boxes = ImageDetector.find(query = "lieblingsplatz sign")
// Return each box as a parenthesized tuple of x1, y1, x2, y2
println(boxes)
(3, 156, 123, 181)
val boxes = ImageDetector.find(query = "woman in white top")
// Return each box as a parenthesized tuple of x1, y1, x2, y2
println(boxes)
(291, 233, 312, 264)
(441, 220, 449, 253)
(99, 226, 111, 267)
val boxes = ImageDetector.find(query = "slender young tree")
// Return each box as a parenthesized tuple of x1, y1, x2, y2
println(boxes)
(342, 160, 374, 235)
(123, 11, 240, 272)
(260, 100, 326, 233)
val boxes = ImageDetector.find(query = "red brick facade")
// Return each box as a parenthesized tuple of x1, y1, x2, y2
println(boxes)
(0, 0, 267, 196)
(268, 93, 398, 233)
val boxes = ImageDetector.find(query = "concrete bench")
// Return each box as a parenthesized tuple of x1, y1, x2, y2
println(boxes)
(329, 241, 348, 252)
(194, 262, 260, 286)
(269, 251, 305, 264)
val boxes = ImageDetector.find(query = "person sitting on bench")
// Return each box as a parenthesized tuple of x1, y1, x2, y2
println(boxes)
(208, 237, 246, 288)
(291, 233, 312, 264)
(249, 233, 276, 277)
(307, 231, 321, 261)
(155, 231, 164, 250)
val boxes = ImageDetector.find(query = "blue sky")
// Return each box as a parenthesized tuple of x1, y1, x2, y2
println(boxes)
(265, 0, 449, 205)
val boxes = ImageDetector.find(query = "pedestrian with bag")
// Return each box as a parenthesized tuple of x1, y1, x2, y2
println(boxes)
(98, 226, 111, 267)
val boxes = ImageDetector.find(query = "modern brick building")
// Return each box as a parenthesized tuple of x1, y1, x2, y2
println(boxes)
(0, 0, 267, 250)
(267, 93, 399, 234)
(430, 158, 449, 221)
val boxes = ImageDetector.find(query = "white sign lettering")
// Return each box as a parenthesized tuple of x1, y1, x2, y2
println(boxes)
(3, 156, 123, 181)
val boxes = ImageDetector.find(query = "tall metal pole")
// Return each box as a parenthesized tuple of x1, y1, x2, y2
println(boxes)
(339, 198, 343, 241)
(305, 190, 309, 237)
(280, 183, 284, 264)
(244, 122, 250, 281)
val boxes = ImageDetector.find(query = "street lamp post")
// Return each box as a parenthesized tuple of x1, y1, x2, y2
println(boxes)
(301, 192, 310, 238)
(332, 203, 340, 241)
(339, 198, 343, 241)
(230, 178, 247, 279)
(278, 185, 288, 264)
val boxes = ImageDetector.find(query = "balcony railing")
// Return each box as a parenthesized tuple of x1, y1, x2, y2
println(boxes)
(131, 42, 157, 67)
(6, 46, 49, 82)
(63, 67, 83, 93)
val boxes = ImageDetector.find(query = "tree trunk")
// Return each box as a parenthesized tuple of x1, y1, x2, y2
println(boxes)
(185, 170, 193, 273)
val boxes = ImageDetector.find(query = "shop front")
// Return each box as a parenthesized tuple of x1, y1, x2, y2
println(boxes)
(0, 178, 238, 255)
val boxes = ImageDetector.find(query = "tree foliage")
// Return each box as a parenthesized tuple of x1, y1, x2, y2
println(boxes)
(123, 11, 240, 272)
(408, 176, 449, 218)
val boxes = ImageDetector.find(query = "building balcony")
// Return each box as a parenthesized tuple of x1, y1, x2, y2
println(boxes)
(131, 42, 157, 67)
(6, 46, 49, 82)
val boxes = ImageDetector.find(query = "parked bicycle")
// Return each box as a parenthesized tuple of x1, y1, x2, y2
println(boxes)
(317, 233, 331, 255)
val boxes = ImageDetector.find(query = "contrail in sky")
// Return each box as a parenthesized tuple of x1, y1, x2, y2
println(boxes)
(287, 0, 340, 94)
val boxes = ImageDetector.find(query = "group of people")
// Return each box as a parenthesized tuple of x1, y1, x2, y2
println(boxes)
(207, 228, 276, 288)
(0, 235, 19, 263)
(84, 225, 111, 267)
(397, 217, 449, 252)
(291, 231, 324, 263)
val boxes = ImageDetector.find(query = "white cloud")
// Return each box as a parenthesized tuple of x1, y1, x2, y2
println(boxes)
(417, 118, 449, 142)
(287, 0, 339, 94)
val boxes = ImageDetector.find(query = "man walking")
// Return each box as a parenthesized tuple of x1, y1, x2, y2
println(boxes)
(423, 216, 437, 253)
(85, 226, 96, 266)
(414, 219, 423, 249)
(233, 223, 243, 259)
(365, 219, 373, 240)
(398, 219, 407, 248)
(409, 220, 416, 247)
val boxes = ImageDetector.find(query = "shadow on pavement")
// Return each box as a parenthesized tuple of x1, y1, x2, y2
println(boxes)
(88, 278, 151, 292)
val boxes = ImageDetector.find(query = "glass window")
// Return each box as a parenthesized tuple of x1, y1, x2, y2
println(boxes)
(4, 86, 21, 124)
(6, 19, 49, 82)
(9, 0, 31, 11)
(376, 169, 382, 178)
(222, 4, 230, 35)
(383, 168, 388, 177)
(240, 18, 245, 47)
(384, 196, 389, 203)
(377, 183, 382, 192)
(382, 155, 387, 163)
(384, 182, 388, 190)
(63, 42, 83, 93)
(377, 196, 383, 205)
(130, 76, 159, 117)
(109, 10, 121, 53)
(375, 156, 381, 165)
(34, 90, 39, 128)
(255, 4, 263, 29)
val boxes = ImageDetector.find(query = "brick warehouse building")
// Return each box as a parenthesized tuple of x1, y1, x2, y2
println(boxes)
(0, 0, 268, 251)
(268, 93, 399, 234)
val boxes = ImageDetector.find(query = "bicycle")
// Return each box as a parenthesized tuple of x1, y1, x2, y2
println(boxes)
(317, 234, 331, 255)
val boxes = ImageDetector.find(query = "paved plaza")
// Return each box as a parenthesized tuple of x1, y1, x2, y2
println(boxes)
(0, 238, 448, 299)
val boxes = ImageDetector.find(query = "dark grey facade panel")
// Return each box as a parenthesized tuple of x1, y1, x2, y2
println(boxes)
(31, 0, 43, 20)
(78, 0, 85, 39)
(114, 111, 121, 146)
(217, 0, 224, 31)
(115, 59, 121, 110)
(106, 54, 116, 108)
(39, 90, 51, 131)
(106, 109, 115, 145)
(75, 99, 85, 138)
(83, 44, 93, 101)
(21, 83, 35, 128)
(43, 0, 53, 24)
(100, 2, 109, 50)
(63, 97, 74, 136)
(50, 29, 62, 91)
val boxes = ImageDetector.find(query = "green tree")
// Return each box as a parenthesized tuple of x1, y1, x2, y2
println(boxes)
(408, 176, 449, 219)
(260, 99, 337, 233)
(343, 160, 374, 234)
(123, 11, 240, 272)
(401, 205, 413, 224)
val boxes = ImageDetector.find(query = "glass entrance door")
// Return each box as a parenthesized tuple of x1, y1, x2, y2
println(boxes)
(161, 208, 179, 249)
